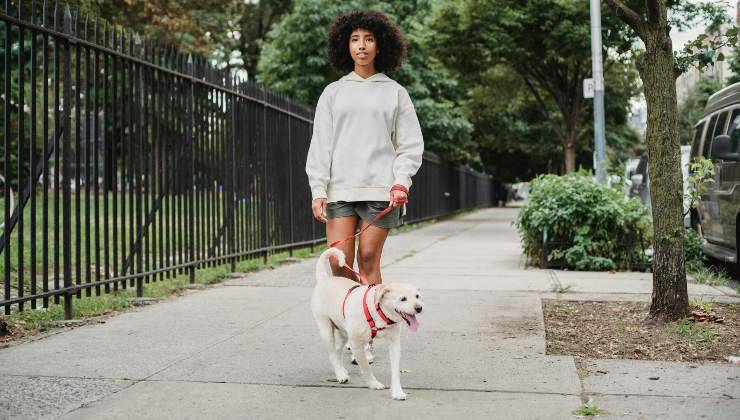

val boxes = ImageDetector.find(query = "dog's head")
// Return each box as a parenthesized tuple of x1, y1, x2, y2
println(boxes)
(377, 284, 423, 332)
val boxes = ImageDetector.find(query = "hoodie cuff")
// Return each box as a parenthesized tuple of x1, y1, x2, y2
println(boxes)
(311, 187, 327, 200)
(393, 175, 412, 190)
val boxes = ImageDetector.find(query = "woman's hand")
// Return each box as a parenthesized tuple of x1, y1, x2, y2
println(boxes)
(389, 185, 409, 208)
(312, 198, 327, 223)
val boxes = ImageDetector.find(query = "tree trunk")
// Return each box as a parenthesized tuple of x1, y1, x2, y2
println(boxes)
(637, 30, 688, 322)
(562, 121, 577, 173)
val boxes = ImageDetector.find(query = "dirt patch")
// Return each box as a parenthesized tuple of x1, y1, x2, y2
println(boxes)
(543, 300, 740, 364)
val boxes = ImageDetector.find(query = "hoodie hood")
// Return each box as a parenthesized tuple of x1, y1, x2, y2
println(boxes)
(340, 71, 394, 83)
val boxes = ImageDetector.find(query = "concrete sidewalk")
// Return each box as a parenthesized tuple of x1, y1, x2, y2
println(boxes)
(0, 208, 738, 419)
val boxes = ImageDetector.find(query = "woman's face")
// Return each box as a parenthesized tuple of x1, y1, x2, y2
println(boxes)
(348, 28, 377, 68)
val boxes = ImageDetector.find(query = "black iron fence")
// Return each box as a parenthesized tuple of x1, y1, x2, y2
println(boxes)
(0, 2, 493, 319)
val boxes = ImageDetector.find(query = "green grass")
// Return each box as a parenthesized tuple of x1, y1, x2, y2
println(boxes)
(551, 284, 573, 294)
(574, 401, 608, 417)
(688, 266, 730, 287)
(671, 320, 720, 343)
(689, 297, 715, 312)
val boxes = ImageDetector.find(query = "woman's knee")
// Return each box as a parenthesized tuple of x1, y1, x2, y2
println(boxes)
(357, 250, 380, 270)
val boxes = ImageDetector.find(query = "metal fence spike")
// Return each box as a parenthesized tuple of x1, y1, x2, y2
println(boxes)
(63, 4, 71, 33)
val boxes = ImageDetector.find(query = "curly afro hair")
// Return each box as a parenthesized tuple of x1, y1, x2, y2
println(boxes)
(326, 10, 407, 74)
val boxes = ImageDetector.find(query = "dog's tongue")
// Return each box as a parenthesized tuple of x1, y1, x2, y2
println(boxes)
(407, 315, 419, 332)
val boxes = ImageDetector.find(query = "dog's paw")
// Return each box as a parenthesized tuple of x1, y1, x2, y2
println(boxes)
(368, 381, 385, 390)
(391, 389, 407, 400)
(336, 369, 349, 384)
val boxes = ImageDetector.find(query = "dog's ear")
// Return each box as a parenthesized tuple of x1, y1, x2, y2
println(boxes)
(376, 285, 391, 302)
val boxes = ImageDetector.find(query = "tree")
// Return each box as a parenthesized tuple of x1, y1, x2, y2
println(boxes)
(469, 65, 563, 180)
(604, 0, 734, 321)
(79, 1, 242, 57)
(53, 1, 255, 72)
(727, 42, 740, 85)
(257, 0, 475, 164)
(429, 0, 604, 173)
(236, 0, 293, 79)
(426, 0, 640, 177)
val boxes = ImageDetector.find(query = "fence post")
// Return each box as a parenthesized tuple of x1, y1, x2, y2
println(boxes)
(3, 1, 12, 315)
(227, 74, 237, 272)
(134, 33, 144, 297)
(187, 55, 196, 283)
(287, 102, 294, 257)
(62, 6, 74, 319)
(261, 87, 268, 264)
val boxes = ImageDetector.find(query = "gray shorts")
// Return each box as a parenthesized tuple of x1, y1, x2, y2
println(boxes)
(326, 201, 404, 229)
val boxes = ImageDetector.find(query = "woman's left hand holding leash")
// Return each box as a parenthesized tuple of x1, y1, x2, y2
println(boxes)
(389, 184, 408, 208)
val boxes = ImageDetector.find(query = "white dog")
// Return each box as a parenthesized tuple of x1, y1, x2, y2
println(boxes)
(311, 247, 423, 400)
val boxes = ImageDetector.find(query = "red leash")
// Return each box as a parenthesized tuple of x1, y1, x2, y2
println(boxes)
(329, 185, 408, 285)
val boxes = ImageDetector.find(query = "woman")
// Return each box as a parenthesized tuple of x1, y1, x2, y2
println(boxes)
(305, 9, 424, 285)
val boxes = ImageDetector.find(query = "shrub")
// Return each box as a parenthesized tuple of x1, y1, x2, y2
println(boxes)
(515, 172, 652, 270)
(684, 228, 705, 272)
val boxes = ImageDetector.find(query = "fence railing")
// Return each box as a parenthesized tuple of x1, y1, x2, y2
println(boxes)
(539, 224, 651, 271)
(0, 2, 493, 319)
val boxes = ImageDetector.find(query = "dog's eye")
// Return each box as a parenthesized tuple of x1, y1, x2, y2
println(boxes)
(416, 294, 419, 298)
(400, 297, 407, 302)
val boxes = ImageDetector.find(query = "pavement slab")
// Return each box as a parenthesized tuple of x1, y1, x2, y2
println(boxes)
(58, 380, 583, 420)
(581, 359, 740, 399)
(550, 273, 735, 296)
(593, 395, 740, 420)
(0, 375, 132, 420)
(0, 287, 306, 380)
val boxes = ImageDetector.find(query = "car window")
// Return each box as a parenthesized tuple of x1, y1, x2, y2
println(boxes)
(728, 109, 740, 152)
(702, 114, 718, 158)
(714, 111, 729, 137)
(691, 121, 705, 159)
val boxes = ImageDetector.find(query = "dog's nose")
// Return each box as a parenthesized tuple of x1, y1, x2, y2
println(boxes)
(414, 304, 422, 314)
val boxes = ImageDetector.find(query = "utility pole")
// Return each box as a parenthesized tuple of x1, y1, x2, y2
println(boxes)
(590, 0, 607, 184)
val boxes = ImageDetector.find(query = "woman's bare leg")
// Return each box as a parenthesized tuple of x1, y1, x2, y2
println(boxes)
(326, 215, 360, 281)
(356, 221, 390, 285)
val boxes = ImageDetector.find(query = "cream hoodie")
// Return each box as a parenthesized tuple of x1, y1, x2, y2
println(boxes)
(305, 71, 424, 202)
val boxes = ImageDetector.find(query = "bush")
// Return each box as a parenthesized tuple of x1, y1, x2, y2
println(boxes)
(684, 228, 705, 272)
(515, 172, 652, 270)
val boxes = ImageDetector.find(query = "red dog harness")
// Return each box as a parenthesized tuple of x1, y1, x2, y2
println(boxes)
(342, 284, 396, 339)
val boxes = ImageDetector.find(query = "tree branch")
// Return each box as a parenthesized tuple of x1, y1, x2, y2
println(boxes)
(521, 75, 551, 118)
(605, 0, 647, 39)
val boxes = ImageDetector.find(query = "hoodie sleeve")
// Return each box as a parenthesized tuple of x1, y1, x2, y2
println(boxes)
(305, 86, 333, 200)
(392, 88, 425, 189)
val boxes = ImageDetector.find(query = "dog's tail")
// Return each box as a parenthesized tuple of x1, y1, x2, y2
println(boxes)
(316, 247, 345, 281)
